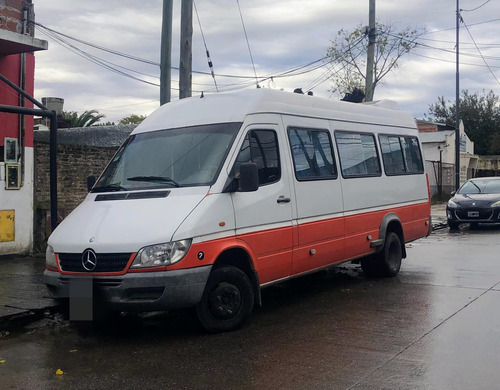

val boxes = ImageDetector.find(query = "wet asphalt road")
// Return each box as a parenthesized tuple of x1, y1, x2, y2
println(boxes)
(1, 225, 500, 390)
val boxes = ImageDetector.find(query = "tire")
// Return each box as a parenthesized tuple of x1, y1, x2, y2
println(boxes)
(361, 232, 402, 278)
(448, 220, 459, 230)
(196, 266, 254, 333)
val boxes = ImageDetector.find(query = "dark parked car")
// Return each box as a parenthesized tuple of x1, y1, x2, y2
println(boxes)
(447, 177, 500, 229)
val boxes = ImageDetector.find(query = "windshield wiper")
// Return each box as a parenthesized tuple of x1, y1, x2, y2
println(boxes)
(91, 183, 127, 193)
(127, 176, 180, 187)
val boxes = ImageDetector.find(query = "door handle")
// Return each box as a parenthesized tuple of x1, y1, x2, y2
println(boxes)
(277, 196, 291, 204)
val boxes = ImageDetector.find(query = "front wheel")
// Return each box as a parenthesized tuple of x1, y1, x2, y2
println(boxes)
(448, 220, 459, 230)
(196, 266, 254, 333)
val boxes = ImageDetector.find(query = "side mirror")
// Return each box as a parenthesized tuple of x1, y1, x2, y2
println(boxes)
(450, 190, 456, 196)
(239, 162, 259, 192)
(87, 175, 96, 192)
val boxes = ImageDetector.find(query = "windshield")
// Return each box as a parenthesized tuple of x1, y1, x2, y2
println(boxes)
(92, 122, 241, 192)
(458, 179, 500, 195)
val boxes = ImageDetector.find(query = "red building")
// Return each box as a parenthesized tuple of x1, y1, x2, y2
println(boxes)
(1, 0, 47, 254)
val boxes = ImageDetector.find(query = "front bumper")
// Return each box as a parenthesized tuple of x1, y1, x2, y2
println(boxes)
(44, 265, 212, 312)
(447, 207, 500, 224)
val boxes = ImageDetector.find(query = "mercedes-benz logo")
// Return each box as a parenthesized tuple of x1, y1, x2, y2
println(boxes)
(82, 249, 97, 271)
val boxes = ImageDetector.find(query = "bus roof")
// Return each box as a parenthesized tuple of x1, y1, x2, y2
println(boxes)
(134, 89, 416, 134)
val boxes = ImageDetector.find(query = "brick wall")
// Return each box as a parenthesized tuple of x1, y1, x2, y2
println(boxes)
(34, 141, 118, 251)
(0, 0, 35, 35)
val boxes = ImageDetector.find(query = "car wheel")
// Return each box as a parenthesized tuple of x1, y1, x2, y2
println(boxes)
(196, 266, 254, 333)
(361, 232, 402, 278)
(448, 220, 459, 230)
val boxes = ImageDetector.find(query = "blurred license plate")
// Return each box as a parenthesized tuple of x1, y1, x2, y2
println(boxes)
(468, 211, 479, 217)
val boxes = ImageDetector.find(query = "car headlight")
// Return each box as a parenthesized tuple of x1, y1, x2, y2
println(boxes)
(491, 201, 500, 207)
(131, 239, 192, 269)
(447, 199, 458, 208)
(45, 245, 57, 268)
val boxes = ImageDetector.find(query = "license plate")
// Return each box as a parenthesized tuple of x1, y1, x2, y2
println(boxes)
(467, 211, 479, 218)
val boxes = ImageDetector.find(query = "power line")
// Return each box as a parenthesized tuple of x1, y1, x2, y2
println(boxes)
(35, 25, 165, 88)
(461, 0, 491, 12)
(461, 16, 500, 85)
(193, 1, 218, 92)
(236, 0, 259, 88)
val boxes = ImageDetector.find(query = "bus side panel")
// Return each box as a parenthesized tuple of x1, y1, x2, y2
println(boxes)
(291, 216, 345, 275)
(238, 226, 294, 284)
(343, 210, 380, 259)
(396, 202, 431, 242)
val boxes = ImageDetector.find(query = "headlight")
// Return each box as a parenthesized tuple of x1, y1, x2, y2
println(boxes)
(447, 199, 458, 208)
(131, 239, 192, 269)
(45, 245, 57, 268)
(491, 201, 500, 207)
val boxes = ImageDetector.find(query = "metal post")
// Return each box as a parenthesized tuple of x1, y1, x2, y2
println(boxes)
(160, 0, 173, 105)
(179, 0, 193, 99)
(0, 73, 59, 232)
(455, 0, 461, 190)
(365, 0, 376, 102)
(49, 111, 58, 232)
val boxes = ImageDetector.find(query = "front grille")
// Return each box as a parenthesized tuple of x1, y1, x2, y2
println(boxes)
(58, 252, 133, 273)
(455, 209, 493, 220)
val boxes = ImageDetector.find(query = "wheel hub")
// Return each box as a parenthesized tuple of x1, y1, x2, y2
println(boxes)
(208, 282, 241, 319)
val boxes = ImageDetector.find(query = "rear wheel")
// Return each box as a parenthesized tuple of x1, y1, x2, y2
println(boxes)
(361, 232, 402, 278)
(196, 266, 254, 333)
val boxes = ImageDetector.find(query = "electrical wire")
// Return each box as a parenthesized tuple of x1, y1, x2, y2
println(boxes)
(35, 25, 165, 89)
(194, 1, 218, 92)
(461, 17, 500, 85)
(236, 0, 259, 88)
(461, 0, 491, 12)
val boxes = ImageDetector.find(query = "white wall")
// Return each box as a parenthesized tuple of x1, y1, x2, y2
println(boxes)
(0, 147, 34, 254)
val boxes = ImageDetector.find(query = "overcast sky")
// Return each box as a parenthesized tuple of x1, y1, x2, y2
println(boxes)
(32, 0, 499, 124)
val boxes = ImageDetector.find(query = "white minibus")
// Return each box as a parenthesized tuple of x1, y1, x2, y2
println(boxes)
(44, 89, 431, 332)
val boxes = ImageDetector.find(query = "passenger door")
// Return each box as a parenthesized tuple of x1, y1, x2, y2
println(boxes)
(281, 117, 345, 275)
(230, 125, 294, 284)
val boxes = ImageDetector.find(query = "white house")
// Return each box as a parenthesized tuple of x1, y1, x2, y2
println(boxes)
(417, 119, 478, 198)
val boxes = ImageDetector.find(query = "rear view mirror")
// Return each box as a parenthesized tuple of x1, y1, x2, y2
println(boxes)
(239, 162, 259, 192)
(87, 175, 96, 192)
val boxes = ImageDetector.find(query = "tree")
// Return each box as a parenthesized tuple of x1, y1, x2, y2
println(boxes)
(326, 23, 425, 101)
(119, 114, 147, 125)
(426, 90, 500, 155)
(62, 110, 105, 127)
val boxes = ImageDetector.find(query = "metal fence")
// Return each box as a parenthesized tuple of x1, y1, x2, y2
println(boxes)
(426, 161, 455, 202)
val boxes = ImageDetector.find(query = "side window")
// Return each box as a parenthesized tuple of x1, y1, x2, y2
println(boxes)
(401, 137, 424, 173)
(379, 135, 405, 174)
(379, 135, 424, 175)
(335, 131, 381, 178)
(288, 128, 337, 180)
(233, 130, 281, 185)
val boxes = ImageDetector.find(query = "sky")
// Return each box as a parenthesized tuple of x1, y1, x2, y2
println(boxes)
(31, 0, 500, 124)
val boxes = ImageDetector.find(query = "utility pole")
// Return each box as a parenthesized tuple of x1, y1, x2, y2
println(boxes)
(160, 0, 173, 105)
(365, 0, 376, 102)
(455, 0, 461, 190)
(179, 0, 193, 99)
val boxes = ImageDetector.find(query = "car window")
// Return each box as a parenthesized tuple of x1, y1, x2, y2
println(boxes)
(483, 180, 500, 194)
(459, 179, 500, 194)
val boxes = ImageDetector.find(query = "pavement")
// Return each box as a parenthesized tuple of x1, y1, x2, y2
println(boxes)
(0, 203, 449, 330)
